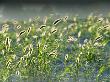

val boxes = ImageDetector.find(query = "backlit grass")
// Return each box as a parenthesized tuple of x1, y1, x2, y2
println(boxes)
(0, 15, 110, 82)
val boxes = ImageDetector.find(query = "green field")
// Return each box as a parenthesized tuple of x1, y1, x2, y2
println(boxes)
(0, 15, 110, 82)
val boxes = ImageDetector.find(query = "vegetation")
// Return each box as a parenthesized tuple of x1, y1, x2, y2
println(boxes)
(0, 15, 110, 82)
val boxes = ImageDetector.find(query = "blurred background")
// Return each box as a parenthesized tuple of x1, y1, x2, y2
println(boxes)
(0, 0, 110, 21)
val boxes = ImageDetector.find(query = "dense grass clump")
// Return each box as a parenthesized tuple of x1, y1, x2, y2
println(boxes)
(0, 15, 110, 82)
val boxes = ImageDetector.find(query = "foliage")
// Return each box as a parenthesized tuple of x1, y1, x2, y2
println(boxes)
(0, 15, 110, 82)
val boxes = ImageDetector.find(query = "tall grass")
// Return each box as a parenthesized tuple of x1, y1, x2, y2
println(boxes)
(0, 15, 110, 82)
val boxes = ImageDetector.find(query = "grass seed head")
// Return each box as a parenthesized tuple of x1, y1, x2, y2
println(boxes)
(53, 18, 62, 25)
(2, 24, 9, 28)
(43, 45, 47, 50)
(65, 54, 68, 60)
(76, 57, 80, 63)
(19, 30, 26, 36)
(73, 17, 77, 22)
(51, 27, 57, 33)
(59, 33, 63, 38)
(13, 20, 18, 25)
(16, 25, 21, 29)
(97, 17, 104, 22)
(2, 24, 9, 32)
(40, 25, 46, 29)
(16, 71, 20, 76)
(49, 50, 57, 56)
(5, 37, 11, 50)
(51, 29, 57, 34)
(41, 31, 46, 37)
(32, 35, 38, 38)
(63, 16, 68, 22)
(43, 16, 48, 24)
(68, 24, 74, 29)
(27, 27, 31, 34)
(78, 31, 81, 38)
(67, 36, 76, 43)
(5, 37, 10, 45)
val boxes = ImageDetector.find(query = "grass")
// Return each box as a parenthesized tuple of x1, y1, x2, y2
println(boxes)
(0, 15, 110, 82)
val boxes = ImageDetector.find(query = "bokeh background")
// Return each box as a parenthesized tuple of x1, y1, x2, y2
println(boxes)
(0, 0, 110, 21)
